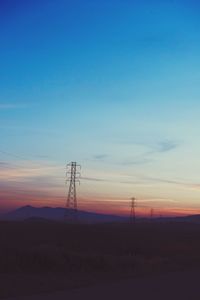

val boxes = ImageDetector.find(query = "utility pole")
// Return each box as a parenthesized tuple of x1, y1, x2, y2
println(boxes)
(130, 197, 136, 224)
(65, 162, 81, 221)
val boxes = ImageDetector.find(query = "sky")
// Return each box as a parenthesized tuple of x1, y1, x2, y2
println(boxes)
(1, 0, 200, 216)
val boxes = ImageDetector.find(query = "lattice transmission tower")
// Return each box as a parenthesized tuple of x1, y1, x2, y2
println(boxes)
(130, 197, 136, 224)
(65, 162, 81, 220)
(150, 208, 154, 221)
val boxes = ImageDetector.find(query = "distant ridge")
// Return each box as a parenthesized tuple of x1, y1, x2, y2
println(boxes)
(1, 206, 200, 224)
(0, 206, 128, 223)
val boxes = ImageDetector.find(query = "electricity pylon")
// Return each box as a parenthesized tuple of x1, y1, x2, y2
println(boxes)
(150, 208, 154, 221)
(64, 162, 81, 221)
(130, 197, 136, 224)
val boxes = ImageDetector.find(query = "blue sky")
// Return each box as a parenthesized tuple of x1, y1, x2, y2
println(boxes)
(1, 0, 200, 215)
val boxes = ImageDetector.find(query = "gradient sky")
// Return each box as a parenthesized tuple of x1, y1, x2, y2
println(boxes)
(1, 0, 200, 216)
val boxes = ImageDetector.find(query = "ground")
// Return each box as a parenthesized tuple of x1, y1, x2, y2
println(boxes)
(1, 220, 200, 299)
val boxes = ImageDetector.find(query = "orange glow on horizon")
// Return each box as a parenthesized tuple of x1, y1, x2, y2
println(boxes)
(1, 186, 200, 217)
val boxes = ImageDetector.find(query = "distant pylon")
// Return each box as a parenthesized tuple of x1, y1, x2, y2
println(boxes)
(65, 162, 81, 221)
(130, 197, 136, 224)
(150, 208, 154, 221)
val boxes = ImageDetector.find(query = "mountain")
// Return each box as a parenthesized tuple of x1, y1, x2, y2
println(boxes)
(173, 214, 200, 224)
(1, 206, 200, 224)
(149, 214, 200, 224)
(0, 205, 128, 223)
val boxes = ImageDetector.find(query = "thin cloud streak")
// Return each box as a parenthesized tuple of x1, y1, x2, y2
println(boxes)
(144, 176, 200, 191)
(88, 139, 179, 167)
(82, 176, 106, 182)
(0, 161, 63, 181)
(139, 198, 177, 203)
(156, 140, 179, 153)
(82, 175, 147, 186)
(121, 158, 153, 166)
(0, 103, 28, 109)
(93, 154, 108, 160)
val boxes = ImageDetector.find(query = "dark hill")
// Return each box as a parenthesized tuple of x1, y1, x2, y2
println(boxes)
(0, 205, 127, 223)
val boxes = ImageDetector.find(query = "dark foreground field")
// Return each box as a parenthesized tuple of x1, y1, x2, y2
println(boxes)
(1, 220, 200, 299)
(6, 270, 200, 300)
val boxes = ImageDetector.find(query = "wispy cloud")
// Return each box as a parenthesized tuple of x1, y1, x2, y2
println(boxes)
(117, 135, 179, 152)
(93, 154, 108, 160)
(121, 158, 153, 166)
(139, 198, 177, 203)
(88, 138, 179, 167)
(0, 183, 65, 212)
(0, 161, 12, 168)
(82, 175, 146, 186)
(0, 103, 28, 110)
(87, 134, 179, 167)
(154, 140, 179, 153)
(84, 171, 200, 192)
(0, 160, 65, 211)
(118, 139, 179, 166)
(143, 176, 200, 191)
(0, 160, 63, 183)
(82, 176, 106, 182)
